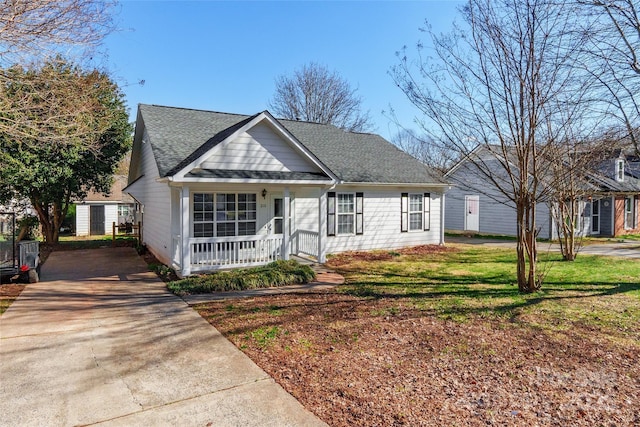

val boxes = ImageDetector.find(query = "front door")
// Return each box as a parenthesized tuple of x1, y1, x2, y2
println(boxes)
(90, 205, 105, 235)
(464, 195, 480, 232)
(271, 197, 284, 235)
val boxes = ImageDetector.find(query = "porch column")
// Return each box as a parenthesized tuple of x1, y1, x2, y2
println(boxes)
(440, 192, 446, 245)
(318, 187, 327, 263)
(181, 186, 191, 276)
(282, 186, 290, 260)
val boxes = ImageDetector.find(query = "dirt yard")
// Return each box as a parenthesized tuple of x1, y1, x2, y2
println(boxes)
(197, 291, 639, 426)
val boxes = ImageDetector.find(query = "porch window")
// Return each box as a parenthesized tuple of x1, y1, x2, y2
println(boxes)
(193, 193, 256, 237)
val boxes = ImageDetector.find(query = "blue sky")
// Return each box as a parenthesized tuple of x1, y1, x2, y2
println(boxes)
(103, 1, 463, 140)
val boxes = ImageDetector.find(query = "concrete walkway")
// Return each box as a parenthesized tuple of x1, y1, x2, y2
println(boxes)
(0, 247, 326, 427)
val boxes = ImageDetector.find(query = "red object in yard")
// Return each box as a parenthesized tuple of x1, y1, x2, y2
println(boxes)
(20, 265, 29, 272)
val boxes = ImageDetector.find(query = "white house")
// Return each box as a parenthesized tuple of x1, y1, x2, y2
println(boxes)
(126, 104, 449, 276)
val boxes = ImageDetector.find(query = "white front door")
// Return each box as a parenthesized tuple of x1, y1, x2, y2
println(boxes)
(270, 196, 284, 235)
(464, 195, 480, 232)
(269, 194, 295, 235)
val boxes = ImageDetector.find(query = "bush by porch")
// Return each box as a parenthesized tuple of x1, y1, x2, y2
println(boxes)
(167, 259, 316, 295)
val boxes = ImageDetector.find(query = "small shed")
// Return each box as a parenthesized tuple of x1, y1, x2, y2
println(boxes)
(75, 175, 137, 236)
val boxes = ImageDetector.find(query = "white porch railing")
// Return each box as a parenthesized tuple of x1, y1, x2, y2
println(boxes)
(294, 229, 319, 258)
(189, 235, 283, 271)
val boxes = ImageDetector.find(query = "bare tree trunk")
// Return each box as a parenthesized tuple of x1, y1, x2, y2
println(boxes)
(30, 198, 58, 244)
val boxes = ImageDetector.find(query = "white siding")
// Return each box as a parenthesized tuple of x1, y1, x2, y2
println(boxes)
(104, 205, 118, 234)
(295, 187, 442, 254)
(445, 163, 553, 239)
(199, 123, 322, 173)
(128, 134, 172, 265)
(75, 204, 89, 236)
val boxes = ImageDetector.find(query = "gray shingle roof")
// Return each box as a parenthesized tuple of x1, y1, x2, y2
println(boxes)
(138, 104, 445, 185)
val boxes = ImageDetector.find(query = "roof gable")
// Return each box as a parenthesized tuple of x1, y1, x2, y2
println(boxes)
(199, 121, 324, 173)
(136, 104, 446, 185)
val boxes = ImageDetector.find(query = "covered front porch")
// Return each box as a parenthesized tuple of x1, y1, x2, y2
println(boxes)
(169, 184, 329, 276)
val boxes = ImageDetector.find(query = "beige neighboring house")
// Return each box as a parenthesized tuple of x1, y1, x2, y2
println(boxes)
(75, 175, 137, 236)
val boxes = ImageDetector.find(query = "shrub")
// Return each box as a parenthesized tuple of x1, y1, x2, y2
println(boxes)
(167, 259, 316, 295)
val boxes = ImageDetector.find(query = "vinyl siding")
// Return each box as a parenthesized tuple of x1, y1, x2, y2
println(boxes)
(295, 187, 442, 254)
(75, 204, 89, 236)
(199, 122, 322, 173)
(445, 164, 553, 239)
(128, 132, 172, 265)
(104, 205, 118, 234)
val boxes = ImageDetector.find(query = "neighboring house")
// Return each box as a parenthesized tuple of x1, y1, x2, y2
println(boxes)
(75, 175, 137, 236)
(126, 104, 449, 276)
(445, 146, 640, 239)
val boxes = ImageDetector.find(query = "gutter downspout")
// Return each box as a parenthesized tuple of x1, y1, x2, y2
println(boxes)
(440, 192, 446, 245)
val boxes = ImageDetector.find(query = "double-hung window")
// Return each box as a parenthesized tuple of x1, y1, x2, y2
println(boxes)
(401, 193, 431, 232)
(193, 193, 256, 237)
(409, 194, 423, 231)
(327, 192, 364, 236)
(337, 193, 355, 235)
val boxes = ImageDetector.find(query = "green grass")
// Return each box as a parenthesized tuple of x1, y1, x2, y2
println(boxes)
(55, 235, 137, 249)
(331, 245, 640, 337)
(0, 300, 11, 315)
(246, 326, 283, 348)
(167, 259, 316, 295)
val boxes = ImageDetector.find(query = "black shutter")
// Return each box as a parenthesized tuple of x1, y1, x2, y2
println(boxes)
(356, 192, 364, 235)
(401, 193, 408, 232)
(424, 193, 431, 231)
(327, 192, 336, 236)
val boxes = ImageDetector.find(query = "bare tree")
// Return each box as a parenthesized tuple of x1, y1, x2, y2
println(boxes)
(0, 1, 118, 149)
(545, 137, 614, 261)
(0, 0, 116, 64)
(391, 129, 455, 175)
(269, 62, 374, 132)
(392, 0, 593, 293)
(577, 0, 640, 152)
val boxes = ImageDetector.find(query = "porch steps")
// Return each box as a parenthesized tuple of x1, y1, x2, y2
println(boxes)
(291, 255, 344, 285)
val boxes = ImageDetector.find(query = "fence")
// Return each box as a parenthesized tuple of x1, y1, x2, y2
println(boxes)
(112, 221, 142, 247)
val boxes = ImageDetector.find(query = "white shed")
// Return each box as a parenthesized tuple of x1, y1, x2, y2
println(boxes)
(75, 175, 136, 236)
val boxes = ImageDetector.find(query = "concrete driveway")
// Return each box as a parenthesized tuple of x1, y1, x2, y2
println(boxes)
(446, 235, 640, 258)
(0, 247, 326, 427)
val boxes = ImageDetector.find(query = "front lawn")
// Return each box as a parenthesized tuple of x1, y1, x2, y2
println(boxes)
(195, 244, 640, 426)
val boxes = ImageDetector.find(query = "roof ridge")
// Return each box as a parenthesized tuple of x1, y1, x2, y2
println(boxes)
(140, 103, 379, 136)
(140, 103, 252, 119)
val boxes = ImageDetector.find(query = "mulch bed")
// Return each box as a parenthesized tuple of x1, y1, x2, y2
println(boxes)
(197, 292, 640, 426)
